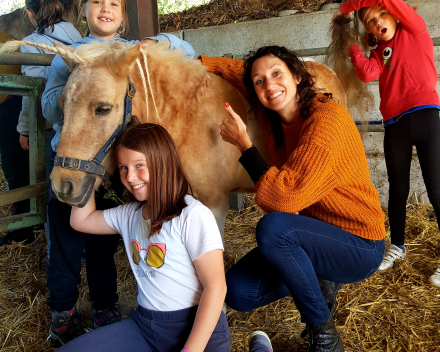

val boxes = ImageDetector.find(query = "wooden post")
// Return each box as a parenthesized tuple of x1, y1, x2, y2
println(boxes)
(229, 194, 244, 211)
(126, 0, 160, 40)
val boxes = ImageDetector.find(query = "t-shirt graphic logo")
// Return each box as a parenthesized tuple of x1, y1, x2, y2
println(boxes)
(146, 243, 167, 268)
(383, 47, 393, 70)
(131, 241, 167, 268)
(131, 240, 142, 265)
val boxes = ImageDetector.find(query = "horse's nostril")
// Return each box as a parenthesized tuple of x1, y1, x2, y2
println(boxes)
(61, 179, 75, 197)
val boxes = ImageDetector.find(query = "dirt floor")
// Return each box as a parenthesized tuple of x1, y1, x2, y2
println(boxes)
(159, 0, 339, 32)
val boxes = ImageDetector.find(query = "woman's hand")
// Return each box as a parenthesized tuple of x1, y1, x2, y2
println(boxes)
(19, 135, 29, 151)
(220, 103, 252, 153)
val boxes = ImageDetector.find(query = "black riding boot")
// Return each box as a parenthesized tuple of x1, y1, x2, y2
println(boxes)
(301, 314, 345, 352)
(317, 277, 343, 316)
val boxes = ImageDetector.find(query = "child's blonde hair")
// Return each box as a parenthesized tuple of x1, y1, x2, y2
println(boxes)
(77, 0, 130, 38)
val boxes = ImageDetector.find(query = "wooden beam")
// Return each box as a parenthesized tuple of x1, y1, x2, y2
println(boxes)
(0, 212, 46, 232)
(0, 182, 47, 207)
(126, 0, 160, 40)
(0, 52, 55, 66)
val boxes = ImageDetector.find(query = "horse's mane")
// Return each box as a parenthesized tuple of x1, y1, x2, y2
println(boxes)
(0, 39, 199, 73)
(0, 38, 211, 125)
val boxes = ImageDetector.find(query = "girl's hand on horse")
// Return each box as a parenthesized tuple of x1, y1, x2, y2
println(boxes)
(139, 39, 157, 48)
(220, 103, 252, 153)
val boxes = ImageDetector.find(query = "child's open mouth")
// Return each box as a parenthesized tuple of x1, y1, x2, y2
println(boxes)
(381, 28, 387, 34)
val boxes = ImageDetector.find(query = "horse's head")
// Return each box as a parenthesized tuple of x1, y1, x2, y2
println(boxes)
(50, 41, 142, 206)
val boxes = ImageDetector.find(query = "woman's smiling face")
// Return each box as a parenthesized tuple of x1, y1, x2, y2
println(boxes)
(363, 6, 397, 42)
(251, 54, 301, 124)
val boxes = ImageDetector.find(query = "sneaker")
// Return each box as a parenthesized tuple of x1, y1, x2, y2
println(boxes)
(249, 331, 273, 352)
(429, 265, 440, 287)
(378, 244, 406, 271)
(48, 305, 86, 347)
(93, 304, 122, 329)
(0, 228, 35, 246)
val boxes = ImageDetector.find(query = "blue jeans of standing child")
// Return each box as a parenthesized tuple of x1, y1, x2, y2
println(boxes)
(225, 213, 385, 325)
(57, 305, 231, 352)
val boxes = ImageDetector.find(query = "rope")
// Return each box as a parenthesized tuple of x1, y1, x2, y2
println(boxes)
(0, 40, 85, 64)
(141, 50, 161, 123)
(136, 58, 149, 122)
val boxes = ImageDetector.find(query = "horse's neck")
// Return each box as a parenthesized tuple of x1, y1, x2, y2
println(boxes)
(132, 54, 205, 125)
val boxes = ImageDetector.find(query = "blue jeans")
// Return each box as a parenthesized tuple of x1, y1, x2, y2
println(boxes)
(225, 213, 385, 325)
(45, 128, 56, 257)
(47, 173, 124, 312)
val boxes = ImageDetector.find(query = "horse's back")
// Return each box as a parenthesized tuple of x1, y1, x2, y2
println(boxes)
(305, 61, 347, 108)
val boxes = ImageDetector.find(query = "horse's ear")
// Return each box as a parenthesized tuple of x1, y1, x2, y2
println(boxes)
(128, 115, 141, 127)
(123, 44, 141, 67)
(53, 41, 78, 72)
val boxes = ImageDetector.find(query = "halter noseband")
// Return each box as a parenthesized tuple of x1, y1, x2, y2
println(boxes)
(53, 76, 136, 191)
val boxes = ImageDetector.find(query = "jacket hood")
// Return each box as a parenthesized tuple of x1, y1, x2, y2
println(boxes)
(37, 22, 82, 46)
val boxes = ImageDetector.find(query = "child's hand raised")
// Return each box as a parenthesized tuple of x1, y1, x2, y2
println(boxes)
(333, 7, 344, 21)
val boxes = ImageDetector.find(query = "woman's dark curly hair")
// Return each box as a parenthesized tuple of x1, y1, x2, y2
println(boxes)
(243, 46, 330, 148)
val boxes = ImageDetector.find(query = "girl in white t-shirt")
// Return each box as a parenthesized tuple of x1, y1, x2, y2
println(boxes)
(65, 123, 230, 352)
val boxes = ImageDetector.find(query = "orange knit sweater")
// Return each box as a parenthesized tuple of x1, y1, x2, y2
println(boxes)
(200, 56, 385, 241)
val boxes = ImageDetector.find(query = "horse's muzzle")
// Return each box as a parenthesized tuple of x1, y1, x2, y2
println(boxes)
(53, 174, 96, 207)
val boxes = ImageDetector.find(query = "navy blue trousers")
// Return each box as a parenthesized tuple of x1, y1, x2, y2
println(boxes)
(46, 174, 124, 312)
(384, 108, 440, 246)
(225, 213, 385, 325)
(0, 96, 32, 236)
(57, 306, 231, 352)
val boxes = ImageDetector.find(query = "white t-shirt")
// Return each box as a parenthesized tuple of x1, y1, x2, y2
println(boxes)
(104, 195, 223, 311)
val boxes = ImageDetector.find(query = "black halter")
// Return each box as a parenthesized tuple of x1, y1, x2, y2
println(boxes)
(53, 76, 136, 191)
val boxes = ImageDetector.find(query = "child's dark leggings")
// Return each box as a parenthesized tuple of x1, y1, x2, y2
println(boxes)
(384, 108, 440, 246)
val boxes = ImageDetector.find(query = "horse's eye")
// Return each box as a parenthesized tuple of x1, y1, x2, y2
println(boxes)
(95, 103, 112, 116)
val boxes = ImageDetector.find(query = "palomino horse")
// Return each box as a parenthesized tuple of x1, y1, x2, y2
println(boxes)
(2, 40, 346, 234)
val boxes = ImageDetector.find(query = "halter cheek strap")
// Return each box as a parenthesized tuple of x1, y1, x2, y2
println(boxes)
(53, 76, 136, 190)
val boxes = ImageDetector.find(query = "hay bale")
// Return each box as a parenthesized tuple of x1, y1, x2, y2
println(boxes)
(159, 0, 336, 32)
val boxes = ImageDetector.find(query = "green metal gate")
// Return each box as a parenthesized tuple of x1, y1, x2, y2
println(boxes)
(0, 73, 47, 232)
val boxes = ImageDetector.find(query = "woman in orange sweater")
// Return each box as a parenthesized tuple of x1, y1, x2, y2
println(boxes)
(200, 46, 386, 352)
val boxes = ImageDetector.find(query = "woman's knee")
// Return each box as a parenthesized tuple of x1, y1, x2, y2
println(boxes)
(256, 213, 300, 254)
(256, 213, 284, 244)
